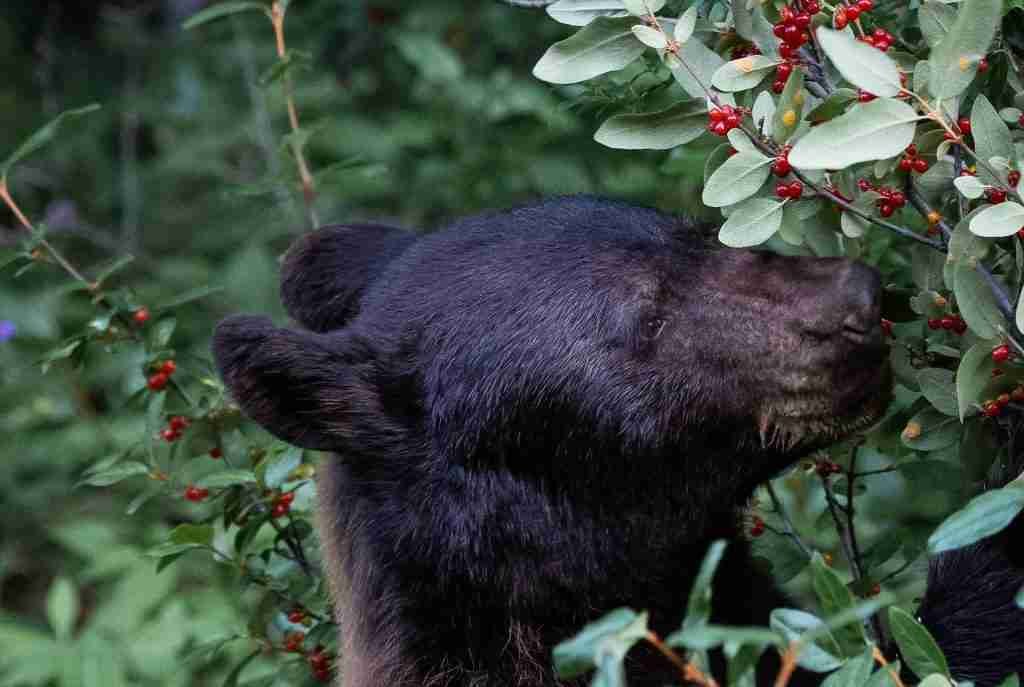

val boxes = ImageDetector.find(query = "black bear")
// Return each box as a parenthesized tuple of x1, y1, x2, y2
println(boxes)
(213, 196, 1023, 686)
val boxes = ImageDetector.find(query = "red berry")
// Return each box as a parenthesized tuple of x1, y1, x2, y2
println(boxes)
(953, 317, 968, 335)
(858, 90, 876, 103)
(939, 316, 955, 330)
(161, 428, 179, 442)
(750, 517, 766, 537)
(795, 13, 811, 29)
(776, 183, 791, 199)
(147, 372, 169, 392)
(1019, 113, 1024, 128)
(834, 7, 848, 28)
(710, 121, 729, 136)
(780, 6, 795, 22)
(983, 401, 1002, 418)
(772, 158, 792, 176)
(781, 24, 800, 43)
(169, 415, 188, 431)
(978, 58, 989, 73)
(988, 188, 1008, 204)
(879, 203, 894, 218)
(891, 191, 906, 207)
(160, 360, 177, 375)
(779, 43, 796, 59)
(279, 491, 296, 505)
(997, 393, 1011, 407)
(857, 0, 872, 10)
(1009, 171, 1021, 188)
(913, 158, 929, 173)
(777, 62, 793, 79)
(284, 632, 304, 653)
(209, 447, 223, 459)
(773, 23, 787, 38)
(898, 157, 913, 172)
(772, 79, 786, 94)
(132, 308, 150, 324)
(288, 609, 305, 624)
(272, 502, 290, 518)
(992, 344, 1012, 363)
(788, 181, 803, 199)
(846, 5, 860, 21)
(857, 178, 872, 191)
(927, 318, 942, 330)
(709, 108, 726, 122)
(805, 0, 820, 13)
(958, 117, 971, 135)
(905, 144, 917, 156)
(880, 318, 893, 338)
(184, 485, 208, 502)
(725, 112, 741, 128)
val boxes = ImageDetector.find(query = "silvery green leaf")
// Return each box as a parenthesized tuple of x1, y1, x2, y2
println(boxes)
(533, 17, 643, 84)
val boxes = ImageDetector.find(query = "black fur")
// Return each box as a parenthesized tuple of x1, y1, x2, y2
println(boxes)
(214, 196, 1022, 686)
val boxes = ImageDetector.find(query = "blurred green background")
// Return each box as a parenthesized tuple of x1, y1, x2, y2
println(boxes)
(0, 1, 963, 685)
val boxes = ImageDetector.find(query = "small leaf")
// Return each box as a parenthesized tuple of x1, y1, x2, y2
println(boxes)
(956, 340, 998, 420)
(77, 461, 150, 488)
(888, 607, 950, 679)
(971, 96, 1014, 185)
(769, 609, 843, 673)
(953, 263, 1006, 340)
(169, 524, 215, 547)
(46, 578, 79, 641)
(816, 28, 902, 97)
(918, 1, 956, 48)
(594, 100, 706, 150)
(1, 105, 101, 181)
(772, 69, 806, 144)
(718, 199, 785, 248)
(182, 1, 268, 29)
(546, 0, 628, 27)
(953, 175, 987, 199)
(623, 0, 664, 14)
(701, 151, 772, 208)
(533, 16, 643, 85)
(631, 25, 667, 49)
(752, 91, 776, 134)
(197, 469, 257, 489)
(553, 608, 648, 679)
(685, 540, 728, 629)
(788, 98, 919, 170)
(711, 55, 780, 92)
(927, 485, 1024, 554)
(916, 368, 958, 417)
(154, 284, 223, 310)
(674, 4, 698, 43)
(927, 0, 1001, 99)
(810, 554, 865, 655)
(969, 202, 1024, 238)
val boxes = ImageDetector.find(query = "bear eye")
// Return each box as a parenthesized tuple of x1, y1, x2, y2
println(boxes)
(641, 317, 667, 341)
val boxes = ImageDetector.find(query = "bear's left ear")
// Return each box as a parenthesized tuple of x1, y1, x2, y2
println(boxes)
(212, 314, 376, 450)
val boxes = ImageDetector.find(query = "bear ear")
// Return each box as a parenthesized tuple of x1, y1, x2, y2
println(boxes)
(212, 314, 376, 450)
(280, 224, 416, 332)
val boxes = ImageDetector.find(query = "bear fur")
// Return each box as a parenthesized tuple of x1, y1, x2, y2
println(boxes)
(213, 196, 1023, 686)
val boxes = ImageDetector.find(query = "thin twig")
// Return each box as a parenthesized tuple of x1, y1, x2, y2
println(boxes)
(774, 643, 801, 687)
(765, 481, 812, 558)
(645, 632, 719, 687)
(872, 646, 906, 687)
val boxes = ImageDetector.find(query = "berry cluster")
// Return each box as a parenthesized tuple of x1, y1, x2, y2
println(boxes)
(926, 314, 968, 334)
(184, 485, 210, 502)
(707, 105, 742, 136)
(773, 3, 817, 59)
(284, 632, 305, 653)
(160, 415, 190, 442)
(815, 460, 842, 477)
(272, 490, 295, 518)
(857, 180, 906, 217)
(858, 27, 892, 52)
(771, 61, 795, 93)
(983, 385, 1024, 418)
(308, 646, 333, 683)
(986, 187, 1007, 204)
(775, 180, 803, 199)
(833, 0, 873, 29)
(749, 515, 766, 538)
(898, 144, 929, 173)
(772, 146, 793, 176)
(147, 359, 177, 391)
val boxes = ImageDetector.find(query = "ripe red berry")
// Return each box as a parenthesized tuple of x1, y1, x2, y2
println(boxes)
(926, 318, 942, 330)
(879, 203, 894, 218)
(788, 181, 803, 199)
(709, 109, 726, 122)
(1009, 170, 1021, 188)
(997, 393, 1011, 407)
(913, 158, 929, 173)
(891, 191, 906, 207)
(898, 157, 913, 172)
(209, 447, 223, 459)
(987, 188, 1008, 204)
(161, 428, 179, 442)
(905, 144, 917, 156)
(992, 344, 1012, 363)
(777, 62, 793, 79)
(857, 0, 873, 10)
(880, 318, 893, 338)
(795, 13, 811, 29)
(772, 158, 792, 176)
(846, 5, 860, 21)
(857, 178, 872, 192)
(858, 90, 876, 103)
(805, 0, 820, 12)
(1019, 113, 1024, 128)
(957, 117, 971, 135)
(160, 360, 177, 375)
(939, 316, 956, 330)
(288, 609, 305, 624)
(279, 491, 296, 505)
(133, 308, 150, 324)
(772, 80, 786, 93)
(779, 43, 796, 59)
(978, 57, 989, 73)
(147, 372, 169, 392)
(184, 485, 209, 502)
(272, 502, 290, 518)
(1018, 226, 1024, 239)
(834, 7, 848, 28)
(284, 632, 304, 653)
(776, 183, 791, 199)
(750, 517, 766, 537)
(953, 317, 968, 335)
(169, 415, 188, 431)
(983, 401, 1002, 418)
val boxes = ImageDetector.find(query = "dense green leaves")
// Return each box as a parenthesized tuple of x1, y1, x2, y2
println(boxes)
(788, 99, 919, 170)
(533, 16, 643, 84)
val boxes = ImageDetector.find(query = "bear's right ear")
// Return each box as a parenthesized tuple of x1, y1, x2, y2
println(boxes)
(280, 224, 416, 332)
(212, 314, 377, 450)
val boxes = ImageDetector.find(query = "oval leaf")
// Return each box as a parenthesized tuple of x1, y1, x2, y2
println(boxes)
(916, 368, 958, 417)
(1, 104, 101, 181)
(718, 198, 785, 248)
(674, 4, 698, 43)
(546, 0, 629, 26)
(595, 100, 706, 150)
(889, 607, 950, 679)
(46, 578, 79, 641)
(788, 98, 919, 170)
(816, 28, 902, 97)
(956, 340, 998, 420)
(533, 16, 644, 84)
(631, 25, 667, 49)
(928, 485, 1024, 554)
(927, 0, 1001, 99)
(701, 150, 772, 207)
(182, 1, 269, 30)
(971, 96, 1013, 185)
(953, 175, 986, 200)
(711, 55, 780, 92)
(969, 202, 1024, 238)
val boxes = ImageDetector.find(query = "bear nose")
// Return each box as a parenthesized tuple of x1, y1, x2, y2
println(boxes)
(837, 261, 882, 345)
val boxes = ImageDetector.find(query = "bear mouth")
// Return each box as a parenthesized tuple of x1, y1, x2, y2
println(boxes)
(756, 362, 892, 454)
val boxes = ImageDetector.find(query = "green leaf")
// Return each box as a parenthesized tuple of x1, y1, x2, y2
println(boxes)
(916, 368, 958, 416)
(809, 554, 865, 655)
(772, 68, 806, 143)
(93, 255, 135, 286)
(263, 447, 302, 489)
(533, 16, 643, 85)
(1018, 284, 1024, 335)
(77, 461, 150, 488)
(956, 340, 998, 420)
(969, 202, 1024, 238)
(148, 315, 176, 351)
(953, 262, 1006, 340)
(46, 578, 79, 641)
(169, 524, 215, 547)
(154, 284, 223, 310)
(623, 0, 664, 14)
(901, 407, 961, 451)
(631, 25, 667, 49)
(816, 28, 902, 97)
(182, 1, 268, 29)
(546, 0, 628, 27)
(1016, 584, 1024, 610)
(197, 469, 257, 489)
(701, 151, 772, 207)
(919, 2, 956, 49)
(927, 485, 1024, 554)
(822, 648, 875, 687)
(223, 649, 261, 687)
(806, 89, 857, 124)
(674, 4, 698, 43)
(258, 49, 313, 87)
(666, 624, 780, 650)
(685, 540, 727, 629)
(788, 98, 919, 170)
(1, 104, 101, 182)
(665, 37, 726, 100)
(769, 609, 844, 673)
(711, 55, 779, 92)
(594, 100, 706, 150)
(927, 0, 1001, 99)
(953, 175, 986, 199)
(552, 608, 648, 679)
(144, 542, 207, 559)
(971, 96, 1014, 185)
(718, 198, 786, 248)
(888, 607, 950, 679)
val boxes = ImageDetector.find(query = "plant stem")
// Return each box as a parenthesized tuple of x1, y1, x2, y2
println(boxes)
(765, 481, 812, 558)
(645, 632, 718, 687)
(270, 1, 319, 230)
